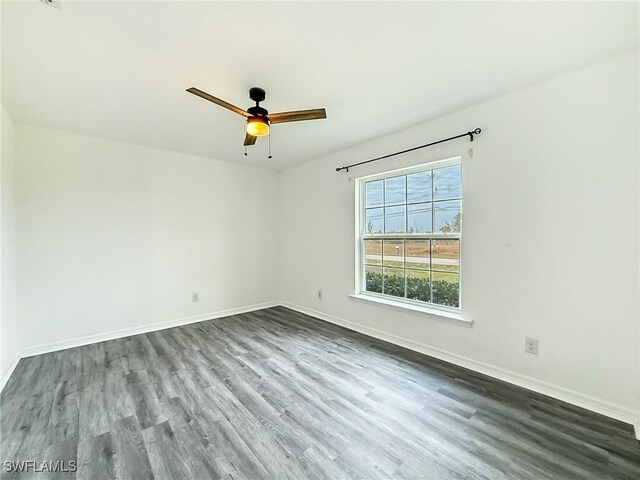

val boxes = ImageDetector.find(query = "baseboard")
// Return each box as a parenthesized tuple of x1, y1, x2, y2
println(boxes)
(0, 354, 21, 394)
(280, 301, 640, 438)
(20, 300, 279, 358)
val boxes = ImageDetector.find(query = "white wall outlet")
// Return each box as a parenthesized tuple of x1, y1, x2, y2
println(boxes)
(525, 337, 538, 354)
(317, 290, 322, 300)
(192, 292, 200, 303)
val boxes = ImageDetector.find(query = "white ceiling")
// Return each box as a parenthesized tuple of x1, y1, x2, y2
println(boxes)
(2, 1, 638, 169)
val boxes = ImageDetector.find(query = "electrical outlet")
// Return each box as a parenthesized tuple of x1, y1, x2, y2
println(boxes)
(525, 337, 538, 354)
(192, 292, 200, 303)
(317, 290, 322, 300)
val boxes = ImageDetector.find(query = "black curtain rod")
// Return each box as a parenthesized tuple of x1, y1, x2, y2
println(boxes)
(335, 128, 482, 173)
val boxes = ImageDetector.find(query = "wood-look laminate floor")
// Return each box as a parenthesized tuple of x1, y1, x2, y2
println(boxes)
(1, 306, 638, 479)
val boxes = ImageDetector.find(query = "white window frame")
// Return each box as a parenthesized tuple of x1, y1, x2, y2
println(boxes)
(354, 156, 463, 315)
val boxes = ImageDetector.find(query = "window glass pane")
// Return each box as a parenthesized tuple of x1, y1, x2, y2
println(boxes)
(405, 240, 430, 270)
(431, 239, 460, 273)
(434, 200, 461, 233)
(382, 240, 404, 268)
(384, 176, 405, 206)
(385, 205, 406, 233)
(406, 270, 430, 302)
(364, 239, 382, 266)
(407, 203, 432, 234)
(407, 171, 432, 203)
(383, 268, 405, 298)
(433, 165, 461, 201)
(431, 272, 459, 307)
(365, 266, 383, 294)
(365, 180, 383, 208)
(365, 208, 384, 234)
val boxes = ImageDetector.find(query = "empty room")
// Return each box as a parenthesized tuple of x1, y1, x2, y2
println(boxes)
(1, 1, 639, 479)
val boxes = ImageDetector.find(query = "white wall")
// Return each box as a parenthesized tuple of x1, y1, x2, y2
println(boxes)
(1, 105, 18, 386)
(279, 53, 640, 422)
(15, 126, 279, 353)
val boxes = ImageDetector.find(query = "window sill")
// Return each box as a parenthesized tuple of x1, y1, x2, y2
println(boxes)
(348, 293, 473, 327)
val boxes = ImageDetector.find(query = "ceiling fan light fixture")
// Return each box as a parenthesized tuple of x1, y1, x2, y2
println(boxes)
(246, 116, 270, 137)
(186, 86, 326, 148)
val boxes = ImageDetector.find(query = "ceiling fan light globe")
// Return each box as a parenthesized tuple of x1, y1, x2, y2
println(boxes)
(246, 117, 270, 137)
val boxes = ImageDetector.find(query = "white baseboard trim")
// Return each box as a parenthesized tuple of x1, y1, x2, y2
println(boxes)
(280, 301, 640, 439)
(0, 354, 21, 394)
(20, 301, 279, 359)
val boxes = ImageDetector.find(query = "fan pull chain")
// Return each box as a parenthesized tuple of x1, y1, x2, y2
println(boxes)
(268, 132, 272, 159)
(244, 146, 248, 156)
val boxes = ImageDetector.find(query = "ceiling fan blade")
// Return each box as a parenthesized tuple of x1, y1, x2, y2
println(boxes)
(244, 133, 257, 146)
(268, 108, 326, 124)
(186, 87, 250, 117)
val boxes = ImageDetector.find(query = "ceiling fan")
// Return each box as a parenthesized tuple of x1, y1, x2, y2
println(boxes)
(186, 86, 327, 147)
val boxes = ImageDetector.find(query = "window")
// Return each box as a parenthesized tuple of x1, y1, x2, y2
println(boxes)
(356, 158, 462, 310)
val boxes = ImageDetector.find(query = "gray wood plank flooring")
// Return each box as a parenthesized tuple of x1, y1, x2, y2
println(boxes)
(1, 306, 638, 479)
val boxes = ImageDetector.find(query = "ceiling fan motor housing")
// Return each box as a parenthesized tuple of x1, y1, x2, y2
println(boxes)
(247, 105, 269, 118)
